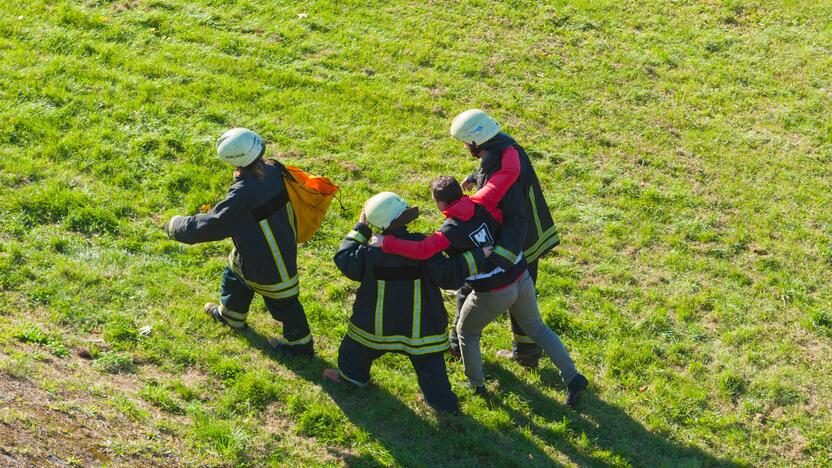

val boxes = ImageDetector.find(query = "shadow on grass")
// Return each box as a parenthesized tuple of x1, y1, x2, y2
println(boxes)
(481, 362, 742, 467)
(238, 327, 571, 467)
(237, 327, 736, 467)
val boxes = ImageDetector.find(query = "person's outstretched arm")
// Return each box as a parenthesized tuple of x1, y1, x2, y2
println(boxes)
(165, 185, 249, 244)
(380, 231, 451, 260)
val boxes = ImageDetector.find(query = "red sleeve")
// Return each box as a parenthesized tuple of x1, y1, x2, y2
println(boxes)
(382, 232, 451, 260)
(470, 146, 519, 223)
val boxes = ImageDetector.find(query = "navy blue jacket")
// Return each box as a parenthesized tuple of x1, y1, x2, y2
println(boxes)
(334, 223, 485, 355)
(169, 161, 300, 300)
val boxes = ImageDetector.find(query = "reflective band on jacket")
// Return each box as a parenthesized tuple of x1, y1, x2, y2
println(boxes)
(259, 219, 290, 281)
(462, 251, 478, 276)
(494, 245, 518, 263)
(411, 279, 421, 339)
(524, 225, 559, 262)
(375, 280, 385, 335)
(287, 202, 297, 241)
(347, 229, 368, 244)
(347, 323, 449, 355)
(529, 186, 544, 238)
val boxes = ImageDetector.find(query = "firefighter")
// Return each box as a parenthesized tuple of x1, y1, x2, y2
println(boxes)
(165, 128, 313, 357)
(323, 192, 491, 412)
(372, 177, 588, 407)
(450, 109, 561, 368)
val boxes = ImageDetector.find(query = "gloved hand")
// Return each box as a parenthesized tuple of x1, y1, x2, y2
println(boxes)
(164, 215, 184, 240)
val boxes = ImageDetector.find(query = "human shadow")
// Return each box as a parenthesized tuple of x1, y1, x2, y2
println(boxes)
(479, 362, 743, 467)
(238, 327, 576, 467)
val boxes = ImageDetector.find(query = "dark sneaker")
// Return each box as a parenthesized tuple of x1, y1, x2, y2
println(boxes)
(203, 302, 247, 330)
(473, 386, 489, 398)
(268, 337, 314, 358)
(566, 374, 589, 409)
(495, 349, 539, 369)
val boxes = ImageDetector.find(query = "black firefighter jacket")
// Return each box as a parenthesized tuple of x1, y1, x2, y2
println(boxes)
(169, 161, 300, 300)
(471, 133, 560, 269)
(334, 223, 485, 355)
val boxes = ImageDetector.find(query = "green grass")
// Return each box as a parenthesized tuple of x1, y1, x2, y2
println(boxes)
(1, 0, 831, 465)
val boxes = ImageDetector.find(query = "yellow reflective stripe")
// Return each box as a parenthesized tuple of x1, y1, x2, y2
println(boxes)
(529, 186, 543, 238)
(462, 251, 477, 276)
(283, 333, 311, 346)
(286, 202, 297, 241)
(375, 280, 385, 335)
(256, 285, 300, 299)
(412, 280, 421, 339)
(246, 275, 298, 292)
(219, 305, 247, 321)
(348, 328, 449, 355)
(347, 230, 367, 244)
(259, 220, 289, 282)
(339, 370, 369, 388)
(349, 323, 448, 346)
(494, 246, 518, 263)
(223, 318, 247, 329)
(513, 333, 536, 344)
(524, 226, 559, 262)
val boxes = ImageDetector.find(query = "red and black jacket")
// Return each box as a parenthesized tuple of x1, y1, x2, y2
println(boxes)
(383, 196, 526, 292)
(468, 133, 559, 268)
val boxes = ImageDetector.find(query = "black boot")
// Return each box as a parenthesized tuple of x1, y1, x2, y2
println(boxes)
(268, 337, 314, 358)
(566, 374, 588, 409)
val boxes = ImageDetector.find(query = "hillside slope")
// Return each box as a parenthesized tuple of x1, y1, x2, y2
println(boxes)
(1, 0, 830, 465)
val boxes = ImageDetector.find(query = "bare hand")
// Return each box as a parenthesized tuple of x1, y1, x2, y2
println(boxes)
(359, 209, 367, 225)
(368, 234, 385, 248)
(461, 179, 475, 191)
(482, 246, 494, 258)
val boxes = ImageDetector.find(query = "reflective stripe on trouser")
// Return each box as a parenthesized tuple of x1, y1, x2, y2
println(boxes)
(218, 304, 248, 329)
(220, 266, 311, 345)
(337, 335, 459, 412)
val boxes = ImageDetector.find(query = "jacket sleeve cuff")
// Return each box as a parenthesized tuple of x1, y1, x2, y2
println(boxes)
(491, 244, 519, 270)
(346, 223, 372, 244)
(461, 247, 487, 276)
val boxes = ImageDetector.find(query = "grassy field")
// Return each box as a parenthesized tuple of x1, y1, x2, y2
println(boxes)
(1, 0, 831, 465)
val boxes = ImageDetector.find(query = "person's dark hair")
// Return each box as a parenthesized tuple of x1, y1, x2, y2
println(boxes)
(233, 145, 268, 180)
(430, 176, 463, 204)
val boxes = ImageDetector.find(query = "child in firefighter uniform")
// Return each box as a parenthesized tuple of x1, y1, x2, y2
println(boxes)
(323, 192, 490, 413)
(165, 128, 313, 356)
(373, 177, 588, 407)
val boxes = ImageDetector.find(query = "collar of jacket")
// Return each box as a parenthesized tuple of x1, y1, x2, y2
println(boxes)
(441, 195, 475, 222)
(477, 132, 517, 171)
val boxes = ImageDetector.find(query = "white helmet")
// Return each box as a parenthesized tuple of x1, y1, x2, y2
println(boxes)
(364, 192, 419, 231)
(216, 128, 265, 167)
(450, 109, 500, 146)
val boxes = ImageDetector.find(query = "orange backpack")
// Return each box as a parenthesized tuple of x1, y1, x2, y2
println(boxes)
(282, 166, 339, 243)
